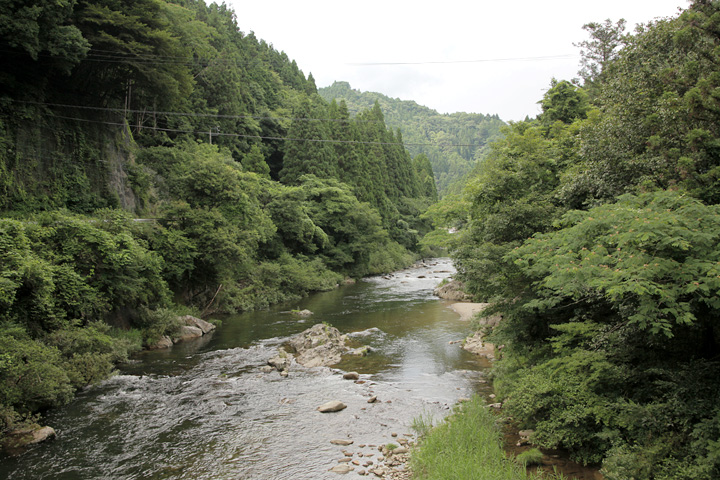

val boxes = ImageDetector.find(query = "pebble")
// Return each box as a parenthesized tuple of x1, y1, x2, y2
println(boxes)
(317, 401, 347, 413)
(329, 464, 353, 474)
(331, 439, 354, 446)
(367, 396, 378, 403)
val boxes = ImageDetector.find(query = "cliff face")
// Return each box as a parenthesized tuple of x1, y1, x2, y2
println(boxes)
(2, 112, 143, 215)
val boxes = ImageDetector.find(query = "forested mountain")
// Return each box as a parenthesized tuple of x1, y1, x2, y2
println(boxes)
(0, 0, 436, 439)
(318, 81, 505, 196)
(433, 3, 720, 478)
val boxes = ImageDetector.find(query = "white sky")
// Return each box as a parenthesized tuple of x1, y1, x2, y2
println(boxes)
(226, 1, 688, 121)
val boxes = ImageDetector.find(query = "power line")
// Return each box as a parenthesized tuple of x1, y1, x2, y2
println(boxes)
(17, 100, 385, 124)
(47, 113, 481, 148)
(347, 54, 578, 66)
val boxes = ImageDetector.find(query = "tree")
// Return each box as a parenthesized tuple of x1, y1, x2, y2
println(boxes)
(538, 79, 589, 129)
(279, 99, 337, 183)
(241, 144, 270, 178)
(574, 18, 627, 87)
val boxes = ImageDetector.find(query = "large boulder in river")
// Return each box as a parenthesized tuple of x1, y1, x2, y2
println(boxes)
(434, 279, 472, 301)
(3, 425, 56, 452)
(288, 323, 348, 367)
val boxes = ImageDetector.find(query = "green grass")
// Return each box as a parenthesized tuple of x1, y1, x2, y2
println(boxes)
(516, 448, 545, 467)
(410, 396, 560, 480)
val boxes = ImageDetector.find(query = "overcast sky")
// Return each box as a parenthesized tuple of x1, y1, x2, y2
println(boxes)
(226, 1, 688, 121)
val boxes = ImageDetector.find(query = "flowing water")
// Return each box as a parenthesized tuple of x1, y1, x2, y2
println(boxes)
(0, 258, 496, 479)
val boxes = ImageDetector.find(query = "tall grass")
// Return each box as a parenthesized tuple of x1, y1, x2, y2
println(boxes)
(410, 396, 560, 480)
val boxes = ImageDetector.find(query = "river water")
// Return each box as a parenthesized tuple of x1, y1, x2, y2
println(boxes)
(0, 258, 495, 479)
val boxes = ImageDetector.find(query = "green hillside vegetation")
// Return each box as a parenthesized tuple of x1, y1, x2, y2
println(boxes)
(438, 3, 720, 478)
(0, 0, 436, 439)
(319, 81, 505, 197)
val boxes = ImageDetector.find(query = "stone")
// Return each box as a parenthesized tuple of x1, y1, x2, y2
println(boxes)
(289, 323, 348, 367)
(518, 429, 535, 445)
(391, 432, 398, 437)
(433, 279, 472, 301)
(338, 458, 352, 463)
(367, 396, 378, 403)
(489, 402, 502, 409)
(331, 439, 354, 446)
(3, 425, 56, 450)
(173, 325, 203, 343)
(343, 372, 360, 380)
(147, 335, 173, 350)
(294, 309, 314, 317)
(268, 351, 290, 372)
(392, 446, 408, 455)
(347, 346, 372, 356)
(329, 464, 353, 474)
(180, 315, 216, 334)
(317, 401, 347, 413)
(463, 331, 496, 360)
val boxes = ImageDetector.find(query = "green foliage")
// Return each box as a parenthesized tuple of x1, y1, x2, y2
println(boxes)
(565, 6, 720, 206)
(515, 448, 544, 467)
(454, 119, 579, 299)
(219, 254, 342, 312)
(574, 18, 628, 88)
(0, 325, 74, 415)
(490, 191, 720, 472)
(538, 79, 589, 129)
(510, 191, 720, 337)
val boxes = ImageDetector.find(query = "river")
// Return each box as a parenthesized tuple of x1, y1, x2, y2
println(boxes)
(0, 258, 497, 479)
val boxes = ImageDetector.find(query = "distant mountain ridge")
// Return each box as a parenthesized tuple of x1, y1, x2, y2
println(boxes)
(318, 81, 506, 196)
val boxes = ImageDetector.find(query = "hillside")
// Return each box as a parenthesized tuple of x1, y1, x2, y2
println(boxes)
(318, 81, 505, 196)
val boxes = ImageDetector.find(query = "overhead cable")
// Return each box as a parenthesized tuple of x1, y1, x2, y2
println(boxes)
(49, 113, 481, 148)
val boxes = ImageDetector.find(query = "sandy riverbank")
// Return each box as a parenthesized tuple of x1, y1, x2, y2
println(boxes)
(450, 302, 491, 321)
